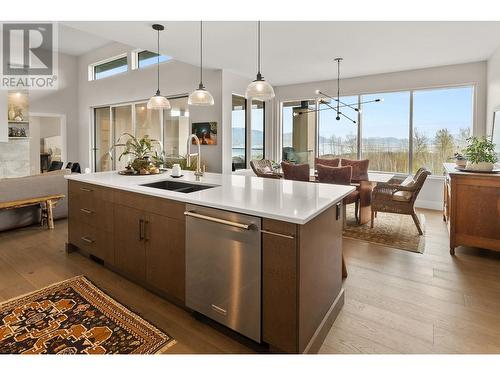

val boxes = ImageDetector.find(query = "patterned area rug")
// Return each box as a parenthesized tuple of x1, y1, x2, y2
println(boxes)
(343, 206, 425, 253)
(0, 276, 175, 354)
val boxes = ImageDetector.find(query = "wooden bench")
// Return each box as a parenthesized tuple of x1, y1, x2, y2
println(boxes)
(0, 194, 65, 229)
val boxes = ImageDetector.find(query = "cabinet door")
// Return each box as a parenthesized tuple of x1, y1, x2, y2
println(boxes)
(145, 213, 185, 303)
(114, 204, 146, 282)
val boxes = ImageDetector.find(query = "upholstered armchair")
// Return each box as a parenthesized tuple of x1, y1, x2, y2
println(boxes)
(315, 157, 340, 168)
(371, 167, 431, 235)
(281, 161, 310, 182)
(250, 159, 282, 179)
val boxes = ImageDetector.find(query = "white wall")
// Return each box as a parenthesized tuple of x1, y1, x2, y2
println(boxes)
(0, 93, 7, 142)
(270, 62, 488, 210)
(487, 46, 500, 135)
(77, 42, 224, 172)
(29, 53, 78, 162)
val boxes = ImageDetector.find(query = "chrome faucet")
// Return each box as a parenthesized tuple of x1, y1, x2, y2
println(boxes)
(187, 134, 204, 180)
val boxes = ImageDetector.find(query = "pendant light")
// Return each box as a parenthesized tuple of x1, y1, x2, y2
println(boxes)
(188, 21, 214, 106)
(245, 21, 275, 100)
(147, 24, 171, 110)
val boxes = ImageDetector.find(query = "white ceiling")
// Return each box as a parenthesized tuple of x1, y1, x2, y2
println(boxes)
(58, 24, 112, 56)
(62, 21, 500, 85)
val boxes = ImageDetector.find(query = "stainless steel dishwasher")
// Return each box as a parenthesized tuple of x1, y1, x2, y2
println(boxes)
(185, 204, 262, 343)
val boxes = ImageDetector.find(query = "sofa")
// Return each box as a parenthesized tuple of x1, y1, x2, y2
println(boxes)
(0, 169, 70, 231)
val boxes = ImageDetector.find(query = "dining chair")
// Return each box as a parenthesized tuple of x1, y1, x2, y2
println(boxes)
(340, 158, 369, 182)
(317, 164, 360, 223)
(250, 159, 282, 179)
(315, 157, 340, 168)
(281, 161, 310, 182)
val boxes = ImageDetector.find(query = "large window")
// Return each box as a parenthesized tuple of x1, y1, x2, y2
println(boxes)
(231, 95, 247, 170)
(91, 55, 128, 80)
(318, 96, 358, 159)
(281, 85, 474, 175)
(412, 87, 473, 173)
(251, 100, 265, 160)
(361, 91, 410, 173)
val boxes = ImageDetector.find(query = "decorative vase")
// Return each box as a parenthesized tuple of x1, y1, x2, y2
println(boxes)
(131, 157, 151, 172)
(465, 161, 494, 172)
(8, 105, 16, 121)
(455, 159, 467, 168)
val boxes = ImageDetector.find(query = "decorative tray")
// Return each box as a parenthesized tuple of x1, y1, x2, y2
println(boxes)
(118, 169, 168, 176)
(454, 167, 500, 174)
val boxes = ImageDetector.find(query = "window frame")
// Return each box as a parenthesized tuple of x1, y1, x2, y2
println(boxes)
(280, 83, 475, 177)
(88, 53, 128, 81)
(231, 94, 248, 171)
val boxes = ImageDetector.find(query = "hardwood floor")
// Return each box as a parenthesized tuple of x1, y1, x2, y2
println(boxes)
(1, 209, 500, 354)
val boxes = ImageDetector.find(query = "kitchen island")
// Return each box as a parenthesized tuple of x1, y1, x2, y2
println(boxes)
(65, 170, 354, 353)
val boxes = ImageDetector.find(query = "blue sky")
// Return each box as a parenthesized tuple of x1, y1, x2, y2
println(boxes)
(281, 86, 473, 141)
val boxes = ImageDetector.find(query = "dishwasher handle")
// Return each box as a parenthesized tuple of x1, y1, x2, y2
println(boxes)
(184, 211, 252, 230)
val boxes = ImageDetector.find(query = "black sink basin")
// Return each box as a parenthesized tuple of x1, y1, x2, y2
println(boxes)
(140, 180, 217, 193)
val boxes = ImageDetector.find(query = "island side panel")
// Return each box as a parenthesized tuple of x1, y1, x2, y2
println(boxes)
(262, 219, 299, 353)
(298, 201, 343, 353)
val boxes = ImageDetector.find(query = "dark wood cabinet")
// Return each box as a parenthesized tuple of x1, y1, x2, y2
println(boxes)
(444, 163, 500, 254)
(146, 212, 185, 303)
(68, 181, 114, 265)
(113, 204, 147, 282)
(262, 202, 344, 353)
(262, 219, 298, 353)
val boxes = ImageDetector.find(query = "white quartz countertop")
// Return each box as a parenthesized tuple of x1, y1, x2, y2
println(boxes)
(65, 170, 355, 224)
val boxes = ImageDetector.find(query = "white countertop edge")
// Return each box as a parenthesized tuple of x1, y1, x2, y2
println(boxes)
(65, 172, 355, 225)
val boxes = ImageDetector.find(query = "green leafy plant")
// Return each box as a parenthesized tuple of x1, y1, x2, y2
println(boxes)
(112, 133, 160, 161)
(463, 136, 498, 164)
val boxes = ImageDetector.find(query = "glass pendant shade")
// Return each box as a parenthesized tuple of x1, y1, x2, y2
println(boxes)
(245, 75, 275, 100)
(188, 84, 214, 106)
(147, 91, 171, 110)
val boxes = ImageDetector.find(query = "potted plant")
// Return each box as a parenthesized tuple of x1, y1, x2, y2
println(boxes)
(463, 136, 498, 171)
(113, 133, 161, 174)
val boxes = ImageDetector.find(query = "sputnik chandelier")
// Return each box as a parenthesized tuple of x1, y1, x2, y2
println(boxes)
(295, 57, 382, 123)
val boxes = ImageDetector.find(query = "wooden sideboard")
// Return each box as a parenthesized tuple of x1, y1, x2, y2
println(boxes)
(443, 163, 500, 255)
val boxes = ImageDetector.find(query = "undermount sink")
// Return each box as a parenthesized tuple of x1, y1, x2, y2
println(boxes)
(140, 180, 217, 193)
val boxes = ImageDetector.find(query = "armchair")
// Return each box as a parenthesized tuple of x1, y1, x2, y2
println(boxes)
(250, 159, 282, 179)
(371, 167, 431, 235)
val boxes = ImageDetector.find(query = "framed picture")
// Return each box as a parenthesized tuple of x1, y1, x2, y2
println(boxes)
(192, 122, 217, 145)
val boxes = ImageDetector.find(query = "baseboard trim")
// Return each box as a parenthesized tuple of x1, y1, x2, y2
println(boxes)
(415, 199, 442, 211)
(303, 288, 345, 354)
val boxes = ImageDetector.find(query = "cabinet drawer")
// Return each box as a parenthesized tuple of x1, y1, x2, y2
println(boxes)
(69, 220, 114, 264)
(69, 197, 114, 232)
(114, 190, 185, 221)
(69, 181, 113, 204)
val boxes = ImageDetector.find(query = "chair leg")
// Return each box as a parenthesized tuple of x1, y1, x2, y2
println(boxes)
(370, 210, 375, 228)
(342, 255, 348, 278)
(411, 212, 423, 235)
(354, 200, 359, 223)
